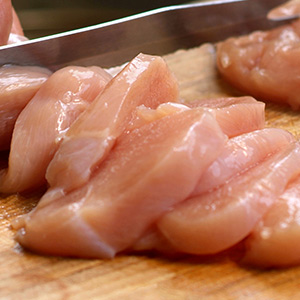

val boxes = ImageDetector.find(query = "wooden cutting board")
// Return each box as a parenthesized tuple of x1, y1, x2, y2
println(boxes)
(2, 43, 300, 300)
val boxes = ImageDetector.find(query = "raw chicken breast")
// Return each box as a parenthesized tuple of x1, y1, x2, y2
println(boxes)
(131, 96, 265, 137)
(11, 7, 24, 36)
(133, 102, 189, 126)
(242, 172, 300, 268)
(0, 65, 51, 150)
(127, 102, 191, 131)
(192, 128, 295, 195)
(0, 66, 111, 194)
(45, 53, 179, 196)
(185, 96, 265, 137)
(0, 0, 12, 45)
(14, 109, 227, 258)
(268, 0, 300, 20)
(132, 226, 176, 254)
(132, 128, 295, 253)
(7, 33, 28, 45)
(216, 19, 300, 109)
(7, 7, 28, 44)
(157, 142, 300, 255)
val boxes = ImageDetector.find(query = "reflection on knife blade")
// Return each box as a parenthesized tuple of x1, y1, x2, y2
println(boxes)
(0, 0, 292, 70)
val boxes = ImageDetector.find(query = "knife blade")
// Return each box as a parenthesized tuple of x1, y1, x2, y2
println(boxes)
(0, 0, 291, 70)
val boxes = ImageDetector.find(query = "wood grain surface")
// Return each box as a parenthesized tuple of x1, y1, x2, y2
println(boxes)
(2, 43, 300, 300)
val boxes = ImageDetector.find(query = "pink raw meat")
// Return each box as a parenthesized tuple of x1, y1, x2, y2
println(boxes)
(132, 128, 295, 253)
(216, 19, 300, 110)
(0, 0, 12, 45)
(242, 167, 300, 268)
(157, 141, 300, 255)
(0, 65, 51, 150)
(14, 109, 227, 258)
(268, 0, 300, 20)
(132, 96, 265, 138)
(45, 53, 179, 196)
(185, 97, 265, 137)
(7, 6, 27, 44)
(192, 128, 295, 195)
(0, 66, 111, 194)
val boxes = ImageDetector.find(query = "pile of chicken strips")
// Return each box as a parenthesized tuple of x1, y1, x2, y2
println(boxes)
(1, 0, 300, 268)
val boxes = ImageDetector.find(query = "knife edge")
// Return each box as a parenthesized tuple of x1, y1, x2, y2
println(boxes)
(0, 0, 291, 70)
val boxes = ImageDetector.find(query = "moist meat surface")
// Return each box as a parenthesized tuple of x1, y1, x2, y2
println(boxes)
(217, 19, 300, 110)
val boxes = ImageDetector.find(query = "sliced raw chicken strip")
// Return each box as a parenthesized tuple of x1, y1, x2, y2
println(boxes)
(192, 128, 295, 195)
(0, 0, 13, 45)
(131, 96, 265, 138)
(127, 102, 190, 131)
(14, 109, 227, 258)
(242, 172, 300, 268)
(132, 226, 176, 254)
(130, 105, 290, 197)
(11, 7, 24, 36)
(157, 141, 300, 255)
(7, 34, 28, 44)
(0, 65, 51, 150)
(216, 19, 300, 110)
(132, 128, 295, 253)
(185, 97, 265, 137)
(268, 0, 300, 20)
(45, 53, 179, 196)
(7, 7, 27, 44)
(0, 66, 111, 194)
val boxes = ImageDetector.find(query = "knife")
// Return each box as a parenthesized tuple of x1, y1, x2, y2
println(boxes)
(0, 0, 291, 70)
